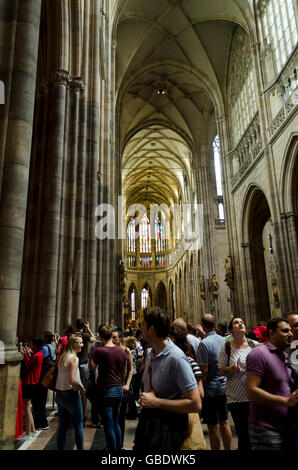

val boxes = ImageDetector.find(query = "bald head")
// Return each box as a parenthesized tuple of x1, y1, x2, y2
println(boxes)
(172, 318, 187, 330)
(201, 314, 216, 331)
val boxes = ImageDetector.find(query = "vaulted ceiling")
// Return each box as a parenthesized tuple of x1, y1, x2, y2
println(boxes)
(116, 0, 253, 208)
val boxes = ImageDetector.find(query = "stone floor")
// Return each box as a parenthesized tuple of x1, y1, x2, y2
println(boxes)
(16, 403, 238, 451)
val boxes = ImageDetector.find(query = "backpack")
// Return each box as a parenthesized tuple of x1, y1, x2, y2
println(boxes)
(41, 345, 55, 377)
(225, 338, 256, 364)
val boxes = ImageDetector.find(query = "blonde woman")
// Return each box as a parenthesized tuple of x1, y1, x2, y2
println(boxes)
(55, 334, 85, 450)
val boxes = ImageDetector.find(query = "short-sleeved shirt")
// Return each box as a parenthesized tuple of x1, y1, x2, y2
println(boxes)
(188, 357, 202, 382)
(142, 339, 197, 399)
(77, 331, 91, 364)
(246, 341, 293, 430)
(218, 341, 258, 403)
(286, 343, 298, 382)
(41, 343, 55, 360)
(93, 345, 127, 389)
(187, 334, 201, 356)
(197, 331, 226, 397)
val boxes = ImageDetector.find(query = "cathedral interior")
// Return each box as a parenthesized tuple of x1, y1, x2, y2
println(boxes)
(0, 0, 297, 449)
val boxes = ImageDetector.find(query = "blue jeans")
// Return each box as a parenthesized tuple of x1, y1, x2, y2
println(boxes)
(102, 386, 123, 450)
(55, 389, 84, 450)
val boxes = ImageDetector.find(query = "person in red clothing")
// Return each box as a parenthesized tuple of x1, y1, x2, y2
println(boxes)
(18, 337, 44, 442)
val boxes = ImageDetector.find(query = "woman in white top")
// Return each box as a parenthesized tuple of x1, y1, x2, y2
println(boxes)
(218, 318, 258, 451)
(55, 334, 85, 450)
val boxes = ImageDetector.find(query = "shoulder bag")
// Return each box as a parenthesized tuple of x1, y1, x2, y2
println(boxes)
(133, 359, 188, 452)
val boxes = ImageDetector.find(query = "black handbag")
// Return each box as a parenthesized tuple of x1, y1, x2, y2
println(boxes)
(133, 358, 188, 451)
(134, 407, 188, 451)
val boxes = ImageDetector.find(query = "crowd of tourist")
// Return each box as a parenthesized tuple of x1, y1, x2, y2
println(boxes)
(15, 310, 298, 451)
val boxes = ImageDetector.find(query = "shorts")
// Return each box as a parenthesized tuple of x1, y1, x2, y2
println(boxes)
(201, 394, 228, 425)
(79, 362, 90, 389)
(22, 384, 38, 400)
(249, 422, 286, 450)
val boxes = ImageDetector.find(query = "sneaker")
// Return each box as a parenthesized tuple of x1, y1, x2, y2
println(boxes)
(36, 426, 49, 431)
(30, 431, 38, 438)
(16, 433, 33, 442)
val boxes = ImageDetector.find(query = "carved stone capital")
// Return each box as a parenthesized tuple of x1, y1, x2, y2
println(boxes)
(70, 76, 85, 92)
(258, 0, 269, 16)
(281, 212, 298, 221)
(51, 69, 70, 87)
(241, 242, 253, 249)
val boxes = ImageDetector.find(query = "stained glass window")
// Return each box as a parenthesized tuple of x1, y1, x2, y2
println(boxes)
(140, 256, 152, 268)
(141, 288, 149, 309)
(127, 255, 136, 267)
(140, 214, 151, 253)
(155, 216, 166, 252)
(156, 255, 166, 267)
(127, 217, 136, 253)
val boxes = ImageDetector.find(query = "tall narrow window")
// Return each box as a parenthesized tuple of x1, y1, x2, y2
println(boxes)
(127, 255, 136, 267)
(127, 217, 136, 253)
(141, 288, 149, 309)
(155, 216, 166, 252)
(213, 136, 222, 197)
(140, 214, 151, 253)
(131, 289, 135, 321)
(227, 26, 257, 146)
(213, 136, 225, 222)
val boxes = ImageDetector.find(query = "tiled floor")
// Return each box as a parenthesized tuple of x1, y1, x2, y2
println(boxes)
(16, 405, 237, 451)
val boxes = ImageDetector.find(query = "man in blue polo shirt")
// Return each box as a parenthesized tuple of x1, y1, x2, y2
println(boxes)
(135, 307, 201, 451)
(197, 314, 232, 450)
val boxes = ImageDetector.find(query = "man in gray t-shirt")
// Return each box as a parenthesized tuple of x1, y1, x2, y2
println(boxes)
(135, 308, 201, 451)
(197, 314, 232, 450)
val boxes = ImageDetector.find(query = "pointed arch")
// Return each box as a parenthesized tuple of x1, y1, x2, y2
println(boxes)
(156, 281, 167, 311)
(241, 186, 273, 323)
(279, 132, 298, 213)
(141, 282, 152, 310)
(128, 282, 138, 319)
(169, 279, 175, 320)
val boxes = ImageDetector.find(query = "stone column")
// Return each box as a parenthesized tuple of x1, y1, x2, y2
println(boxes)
(0, 0, 42, 449)
(36, 70, 69, 333)
(277, 213, 298, 314)
(195, 165, 216, 316)
(240, 243, 257, 326)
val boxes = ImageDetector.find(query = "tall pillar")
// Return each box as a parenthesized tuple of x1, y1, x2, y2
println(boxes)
(196, 165, 216, 316)
(36, 70, 68, 332)
(0, 0, 42, 449)
(240, 243, 258, 327)
(277, 213, 298, 314)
